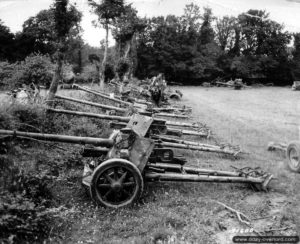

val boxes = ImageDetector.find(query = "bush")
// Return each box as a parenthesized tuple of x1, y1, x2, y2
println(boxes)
(72, 64, 82, 74)
(0, 100, 110, 243)
(0, 156, 52, 243)
(2, 54, 54, 89)
(62, 63, 75, 84)
(0, 192, 52, 243)
(104, 63, 115, 82)
(0, 102, 48, 132)
(116, 58, 129, 81)
(81, 64, 98, 82)
(0, 62, 16, 88)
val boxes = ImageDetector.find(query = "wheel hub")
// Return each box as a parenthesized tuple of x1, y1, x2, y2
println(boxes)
(111, 182, 122, 192)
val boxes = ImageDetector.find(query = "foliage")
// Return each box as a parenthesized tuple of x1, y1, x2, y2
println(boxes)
(215, 16, 237, 51)
(0, 19, 15, 62)
(292, 33, 300, 80)
(80, 64, 98, 82)
(111, 4, 146, 77)
(136, 5, 294, 85)
(112, 4, 145, 43)
(20, 2, 82, 54)
(0, 2, 299, 86)
(199, 7, 215, 45)
(0, 188, 52, 243)
(0, 62, 16, 88)
(88, 0, 125, 85)
(116, 58, 129, 81)
(1, 54, 54, 89)
(21, 9, 56, 57)
(0, 152, 52, 243)
(0, 100, 106, 137)
(136, 6, 221, 84)
(112, 4, 146, 57)
(88, 0, 125, 27)
(0, 90, 111, 242)
(48, 0, 82, 101)
(104, 63, 115, 82)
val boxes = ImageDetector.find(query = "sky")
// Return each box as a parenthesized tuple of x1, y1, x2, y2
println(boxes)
(0, 0, 300, 47)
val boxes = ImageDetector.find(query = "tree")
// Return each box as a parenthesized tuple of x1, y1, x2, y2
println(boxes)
(88, 0, 125, 89)
(215, 16, 236, 51)
(0, 20, 15, 62)
(47, 0, 82, 102)
(2, 54, 54, 89)
(21, 9, 56, 57)
(181, 3, 202, 32)
(292, 33, 300, 79)
(88, 53, 100, 83)
(16, 6, 82, 63)
(65, 27, 84, 73)
(112, 4, 146, 78)
(236, 10, 291, 84)
(199, 7, 215, 45)
(136, 8, 221, 84)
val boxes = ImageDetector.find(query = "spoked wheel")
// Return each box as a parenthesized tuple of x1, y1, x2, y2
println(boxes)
(90, 159, 144, 208)
(286, 141, 300, 173)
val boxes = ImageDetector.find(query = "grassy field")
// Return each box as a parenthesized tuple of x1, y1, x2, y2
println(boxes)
(46, 86, 298, 244)
(1, 86, 299, 243)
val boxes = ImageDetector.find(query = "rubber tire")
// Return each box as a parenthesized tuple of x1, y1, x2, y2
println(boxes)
(286, 141, 300, 173)
(90, 159, 144, 208)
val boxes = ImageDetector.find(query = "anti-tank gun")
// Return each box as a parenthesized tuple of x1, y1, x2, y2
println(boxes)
(0, 115, 273, 208)
(79, 115, 273, 208)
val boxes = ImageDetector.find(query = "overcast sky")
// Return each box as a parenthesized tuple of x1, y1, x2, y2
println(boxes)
(0, 0, 300, 47)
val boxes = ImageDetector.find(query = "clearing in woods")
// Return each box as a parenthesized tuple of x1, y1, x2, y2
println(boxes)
(59, 86, 300, 244)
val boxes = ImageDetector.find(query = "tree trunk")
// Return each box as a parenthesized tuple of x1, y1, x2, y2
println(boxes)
(47, 51, 63, 104)
(123, 38, 133, 80)
(124, 39, 131, 59)
(130, 33, 138, 78)
(100, 23, 109, 90)
(78, 48, 82, 73)
(93, 62, 100, 86)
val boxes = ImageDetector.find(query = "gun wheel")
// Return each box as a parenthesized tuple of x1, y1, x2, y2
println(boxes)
(286, 141, 300, 173)
(90, 159, 143, 208)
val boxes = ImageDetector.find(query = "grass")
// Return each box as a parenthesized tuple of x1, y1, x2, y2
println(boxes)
(1, 85, 299, 243)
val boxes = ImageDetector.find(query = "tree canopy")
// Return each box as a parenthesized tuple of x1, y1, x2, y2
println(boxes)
(0, 2, 299, 86)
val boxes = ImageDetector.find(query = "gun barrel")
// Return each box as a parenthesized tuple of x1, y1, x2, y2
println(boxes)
(73, 84, 131, 106)
(55, 94, 127, 113)
(158, 141, 236, 155)
(155, 113, 189, 119)
(166, 121, 199, 128)
(48, 108, 130, 122)
(0, 130, 114, 147)
(145, 172, 265, 184)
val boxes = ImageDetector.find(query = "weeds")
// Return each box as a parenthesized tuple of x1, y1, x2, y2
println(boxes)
(0, 99, 105, 243)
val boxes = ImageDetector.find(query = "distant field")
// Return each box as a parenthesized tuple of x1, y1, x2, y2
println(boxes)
(180, 86, 299, 146)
